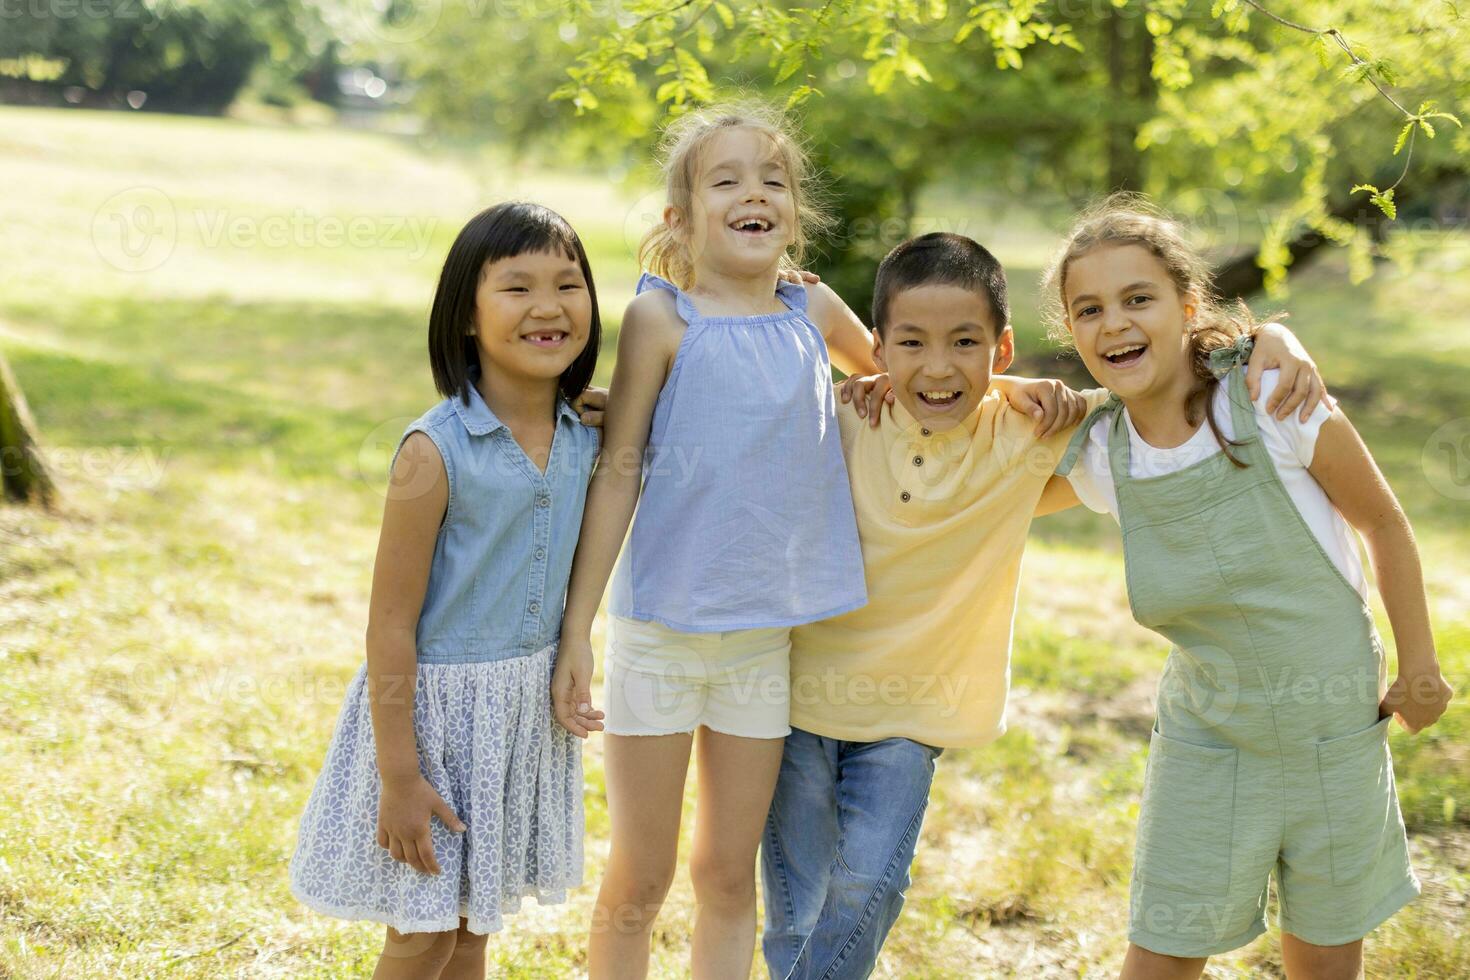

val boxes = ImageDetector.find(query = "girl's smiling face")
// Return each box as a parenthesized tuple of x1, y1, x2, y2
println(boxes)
(677, 126, 798, 279)
(1063, 243, 1197, 401)
(472, 248, 593, 382)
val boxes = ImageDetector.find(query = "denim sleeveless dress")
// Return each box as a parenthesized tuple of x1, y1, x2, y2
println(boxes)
(289, 377, 599, 935)
(608, 273, 867, 632)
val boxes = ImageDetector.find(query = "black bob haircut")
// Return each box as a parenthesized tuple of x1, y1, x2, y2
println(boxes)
(428, 201, 602, 406)
(871, 232, 1010, 339)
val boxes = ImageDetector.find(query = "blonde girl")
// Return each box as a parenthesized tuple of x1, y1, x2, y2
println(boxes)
(550, 102, 882, 978)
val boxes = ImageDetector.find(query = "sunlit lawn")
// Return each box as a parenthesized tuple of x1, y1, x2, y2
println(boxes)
(1, 107, 1466, 978)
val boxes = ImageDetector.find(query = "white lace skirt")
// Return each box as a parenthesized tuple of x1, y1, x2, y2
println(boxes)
(289, 645, 583, 935)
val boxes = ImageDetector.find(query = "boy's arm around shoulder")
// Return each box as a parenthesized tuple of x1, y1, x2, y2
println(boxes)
(553, 290, 681, 737)
(1307, 407, 1453, 733)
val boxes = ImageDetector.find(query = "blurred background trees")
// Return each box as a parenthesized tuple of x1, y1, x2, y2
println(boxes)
(3, 0, 1467, 322)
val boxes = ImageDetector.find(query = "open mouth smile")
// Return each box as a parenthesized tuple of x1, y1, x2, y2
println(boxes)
(916, 390, 962, 408)
(729, 215, 774, 236)
(523, 330, 569, 348)
(1101, 343, 1148, 368)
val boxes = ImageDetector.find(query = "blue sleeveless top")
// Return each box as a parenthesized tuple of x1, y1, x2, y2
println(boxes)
(394, 373, 600, 663)
(608, 273, 867, 632)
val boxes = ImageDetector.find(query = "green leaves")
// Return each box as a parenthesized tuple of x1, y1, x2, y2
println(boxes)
(1351, 184, 1397, 220)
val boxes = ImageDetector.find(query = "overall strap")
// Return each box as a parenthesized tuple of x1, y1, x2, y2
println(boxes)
(636, 271, 701, 323)
(1104, 398, 1134, 488)
(1209, 334, 1261, 444)
(1055, 393, 1123, 476)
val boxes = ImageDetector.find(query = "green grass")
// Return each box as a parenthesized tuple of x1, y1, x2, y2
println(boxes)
(1, 106, 1467, 978)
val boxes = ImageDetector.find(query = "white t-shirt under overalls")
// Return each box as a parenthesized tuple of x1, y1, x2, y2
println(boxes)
(1063, 368, 1367, 600)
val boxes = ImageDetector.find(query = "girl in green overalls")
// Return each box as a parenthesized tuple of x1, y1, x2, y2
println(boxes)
(1039, 195, 1454, 980)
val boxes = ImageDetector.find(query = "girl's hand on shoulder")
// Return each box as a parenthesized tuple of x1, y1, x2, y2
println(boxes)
(376, 772, 466, 876)
(778, 268, 821, 285)
(573, 386, 608, 427)
(1248, 322, 1332, 423)
(994, 376, 1088, 438)
(839, 373, 895, 428)
(552, 636, 603, 738)
(1381, 663, 1454, 734)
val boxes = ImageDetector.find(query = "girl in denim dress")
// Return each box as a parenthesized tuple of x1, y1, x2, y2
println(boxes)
(289, 202, 604, 978)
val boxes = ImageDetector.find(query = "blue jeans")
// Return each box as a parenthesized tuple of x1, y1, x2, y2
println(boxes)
(760, 727, 943, 980)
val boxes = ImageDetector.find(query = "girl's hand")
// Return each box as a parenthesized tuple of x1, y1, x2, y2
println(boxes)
(1247, 322, 1331, 423)
(552, 637, 603, 738)
(1380, 664, 1454, 734)
(995, 376, 1088, 438)
(376, 773, 465, 876)
(573, 386, 608, 428)
(839, 373, 895, 428)
(779, 269, 821, 285)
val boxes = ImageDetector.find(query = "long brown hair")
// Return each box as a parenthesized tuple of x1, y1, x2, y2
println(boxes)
(639, 100, 833, 289)
(1042, 193, 1262, 467)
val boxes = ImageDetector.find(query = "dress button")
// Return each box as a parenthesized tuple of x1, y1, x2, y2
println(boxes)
(913, 455, 923, 466)
(900, 491, 911, 502)
(536, 496, 550, 508)
(529, 601, 541, 614)
(535, 547, 547, 560)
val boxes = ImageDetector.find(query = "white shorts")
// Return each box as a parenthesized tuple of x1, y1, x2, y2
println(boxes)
(603, 615, 791, 739)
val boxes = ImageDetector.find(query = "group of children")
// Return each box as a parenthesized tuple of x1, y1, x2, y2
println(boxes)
(288, 102, 1454, 980)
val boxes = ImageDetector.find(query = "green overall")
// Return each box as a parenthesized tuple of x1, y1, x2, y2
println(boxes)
(1057, 339, 1419, 956)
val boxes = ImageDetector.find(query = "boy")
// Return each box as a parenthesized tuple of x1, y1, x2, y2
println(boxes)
(759, 232, 1324, 979)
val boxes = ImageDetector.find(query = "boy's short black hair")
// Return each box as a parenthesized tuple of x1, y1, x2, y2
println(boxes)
(871, 232, 1010, 338)
(428, 201, 602, 406)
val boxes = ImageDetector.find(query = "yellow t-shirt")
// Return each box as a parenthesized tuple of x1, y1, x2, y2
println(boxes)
(788, 385, 1110, 749)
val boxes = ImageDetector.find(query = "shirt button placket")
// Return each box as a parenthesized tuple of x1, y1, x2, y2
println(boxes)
(528, 485, 551, 646)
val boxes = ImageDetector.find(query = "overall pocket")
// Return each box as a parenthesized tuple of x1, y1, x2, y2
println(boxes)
(1315, 715, 1397, 886)
(1136, 726, 1239, 894)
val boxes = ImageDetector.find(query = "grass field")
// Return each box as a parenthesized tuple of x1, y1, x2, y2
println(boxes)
(0, 106, 1466, 978)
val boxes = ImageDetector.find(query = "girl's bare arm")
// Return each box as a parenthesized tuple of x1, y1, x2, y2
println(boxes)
(808, 280, 880, 377)
(552, 292, 682, 734)
(365, 432, 466, 874)
(1308, 410, 1454, 733)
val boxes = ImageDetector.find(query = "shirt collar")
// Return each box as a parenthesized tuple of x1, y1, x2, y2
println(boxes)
(452, 368, 582, 436)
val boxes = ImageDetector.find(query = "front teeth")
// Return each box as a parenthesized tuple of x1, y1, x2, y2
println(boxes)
(1104, 344, 1146, 359)
(922, 391, 958, 399)
(731, 217, 771, 231)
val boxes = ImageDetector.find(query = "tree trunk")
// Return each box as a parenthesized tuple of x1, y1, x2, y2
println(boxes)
(0, 353, 57, 507)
